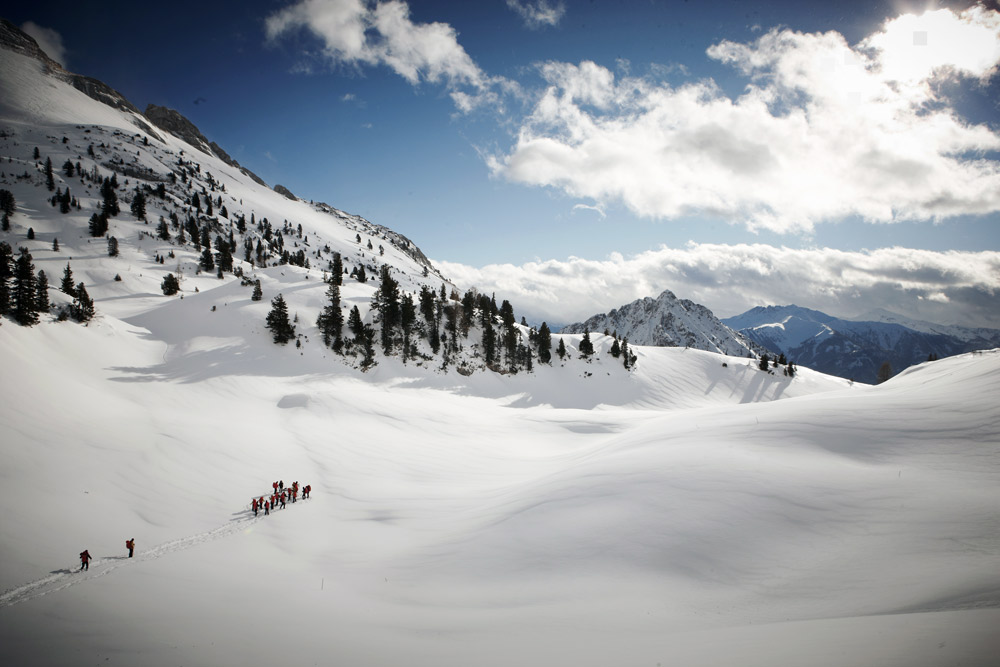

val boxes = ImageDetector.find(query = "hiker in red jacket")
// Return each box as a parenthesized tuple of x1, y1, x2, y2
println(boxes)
(126, 538, 135, 558)
(80, 549, 92, 571)
(252, 497, 259, 516)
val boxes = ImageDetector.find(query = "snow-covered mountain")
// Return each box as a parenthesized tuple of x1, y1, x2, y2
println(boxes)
(3, 18, 1000, 667)
(561, 288, 764, 357)
(722, 304, 1000, 383)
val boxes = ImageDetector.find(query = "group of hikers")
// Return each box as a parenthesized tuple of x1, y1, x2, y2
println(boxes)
(79, 538, 133, 571)
(252, 479, 312, 517)
(78, 479, 312, 571)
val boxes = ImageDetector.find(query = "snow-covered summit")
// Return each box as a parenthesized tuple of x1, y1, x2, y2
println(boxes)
(723, 304, 1000, 383)
(561, 288, 763, 357)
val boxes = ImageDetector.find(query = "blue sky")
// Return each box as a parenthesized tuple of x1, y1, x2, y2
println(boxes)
(9, 1, 1000, 326)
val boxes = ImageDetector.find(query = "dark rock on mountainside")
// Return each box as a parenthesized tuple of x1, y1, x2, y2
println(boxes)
(143, 104, 268, 187)
(0, 18, 160, 137)
(273, 184, 296, 200)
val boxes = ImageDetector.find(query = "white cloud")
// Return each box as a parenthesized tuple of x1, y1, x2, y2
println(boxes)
(435, 244, 1000, 329)
(506, 0, 566, 30)
(21, 21, 67, 67)
(266, 0, 501, 112)
(489, 6, 1000, 234)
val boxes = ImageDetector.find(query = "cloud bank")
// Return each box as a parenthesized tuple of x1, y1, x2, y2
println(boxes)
(436, 244, 1000, 329)
(489, 7, 1000, 233)
(266, 0, 506, 112)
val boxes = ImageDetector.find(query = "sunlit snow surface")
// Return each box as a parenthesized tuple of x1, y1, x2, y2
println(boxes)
(1, 43, 999, 667)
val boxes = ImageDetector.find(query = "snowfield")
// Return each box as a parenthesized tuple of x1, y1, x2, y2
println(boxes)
(1, 31, 999, 667)
(1, 306, 998, 666)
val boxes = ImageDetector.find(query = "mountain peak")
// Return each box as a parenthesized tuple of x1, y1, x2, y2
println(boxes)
(563, 289, 762, 357)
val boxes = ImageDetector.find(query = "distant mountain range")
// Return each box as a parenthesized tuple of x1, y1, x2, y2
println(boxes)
(561, 289, 765, 358)
(722, 305, 1000, 384)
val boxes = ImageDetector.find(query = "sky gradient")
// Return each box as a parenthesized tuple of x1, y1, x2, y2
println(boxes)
(7, 0, 1000, 326)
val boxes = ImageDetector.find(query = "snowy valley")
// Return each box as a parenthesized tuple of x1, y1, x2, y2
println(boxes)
(1, 19, 999, 667)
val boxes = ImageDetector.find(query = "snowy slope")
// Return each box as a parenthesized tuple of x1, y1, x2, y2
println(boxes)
(2, 21, 999, 667)
(562, 289, 763, 357)
(1, 310, 998, 667)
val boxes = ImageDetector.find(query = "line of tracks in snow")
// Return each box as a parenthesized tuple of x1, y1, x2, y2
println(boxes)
(0, 511, 261, 609)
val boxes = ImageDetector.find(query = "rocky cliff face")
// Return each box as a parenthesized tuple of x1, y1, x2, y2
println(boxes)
(562, 289, 762, 357)
(0, 18, 159, 135)
(143, 104, 268, 187)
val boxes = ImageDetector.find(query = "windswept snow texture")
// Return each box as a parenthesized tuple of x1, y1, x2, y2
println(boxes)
(1, 22, 999, 667)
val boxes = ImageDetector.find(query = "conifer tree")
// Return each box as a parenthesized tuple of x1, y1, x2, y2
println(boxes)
(107, 236, 119, 257)
(161, 273, 180, 295)
(556, 338, 567, 361)
(373, 265, 401, 355)
(63, 159, 75, 178)
(317, 282, 345, 352)
(156, 218, 171, 240)
(265, 294, 295, 344)
(100, 178, 119, 217)
(129, 188, 147, 220)
(347, 304, 364, 341)
(72, 283, 94, 322)
(60, 262, 76, 297)
(0, 188, 16, 216)
(215, 235, 233, 273)
(579, 328, 594, 357)
(251, 279, 263, 301)
(45, 157, 55, 191)
(35, 270, 50, 313)
(0, 242, 13, 316)
(89, 212, 108, 237)
(609, 337, 621, 358)
(537, 322, 552, 364)
(52, 238, 59, 252)
(331, 252, 343, 286)
(13, 248, 39, 325)
(199, 247, 215, 272)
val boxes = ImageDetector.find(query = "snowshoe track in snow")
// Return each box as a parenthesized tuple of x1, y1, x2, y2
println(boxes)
(0, 511, 263, 609)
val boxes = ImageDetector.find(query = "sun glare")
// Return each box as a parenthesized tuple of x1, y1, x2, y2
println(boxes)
(866, 7, 1000, 83)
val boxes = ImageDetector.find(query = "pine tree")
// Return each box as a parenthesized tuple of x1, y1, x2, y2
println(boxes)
(161, 273, 180, 295)
(100, 178, 119, 217)
(536, 322, 552, 364)
(251, 280, 263, 301)
(0, 188, 15, 216)
(52, 238, 59, 252)
(373, 265, 400, 355)
(347, 305, 364, 341)
(579, 328, 594, 357)
(265, 294, 295, 344)
(127, 187, 146, 220)
(0, 242, 13, 316)
(60, 262, 76, 297)
(107, 236, 119, 257)
(215, 236, 233, 273)
(199, 247, 215, 273)
(156, 218, 171, 240)
(63, 159, 75, 178)
(13, 248, 39, 325)
(316, 281, 344, 351)
(35, 270, 50, 313)
(72, 283, 95, 322)
(609, 336, 621, 358)
(758, 354, 770, 371)
(556, 338, 567, 361)
(331, 252, 343, 286)
(89, 212, 108, 237)
(45, 157, 55, 191)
